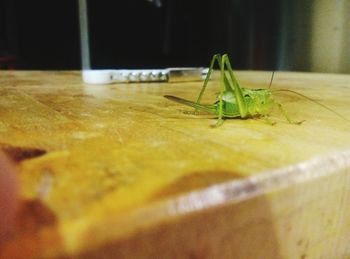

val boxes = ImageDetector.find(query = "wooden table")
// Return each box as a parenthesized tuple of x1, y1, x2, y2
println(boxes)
(1, 71, 350, 258)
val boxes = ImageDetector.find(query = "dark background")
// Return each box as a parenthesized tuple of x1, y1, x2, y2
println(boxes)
(0, 0, 281, 70)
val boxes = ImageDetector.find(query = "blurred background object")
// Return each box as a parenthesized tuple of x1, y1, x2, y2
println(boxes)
(0, 0, 349, 73)
(278, 0, 350, 73)
(0, 150, 19, 243)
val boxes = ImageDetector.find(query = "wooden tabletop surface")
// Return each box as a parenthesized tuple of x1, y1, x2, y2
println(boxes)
(0, 70, 350, 258)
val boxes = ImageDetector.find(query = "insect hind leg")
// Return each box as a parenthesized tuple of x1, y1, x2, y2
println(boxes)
(195, 54, 222, 106)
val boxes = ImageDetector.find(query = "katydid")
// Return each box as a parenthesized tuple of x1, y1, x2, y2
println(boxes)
(164, 53, 297, 127)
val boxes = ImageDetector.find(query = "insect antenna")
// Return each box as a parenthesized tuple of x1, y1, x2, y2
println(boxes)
(272, 89, 350, 123)
(268, 71, 275, 89)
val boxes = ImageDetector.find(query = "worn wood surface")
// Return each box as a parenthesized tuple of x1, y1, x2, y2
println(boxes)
(0, 71, 350, 258)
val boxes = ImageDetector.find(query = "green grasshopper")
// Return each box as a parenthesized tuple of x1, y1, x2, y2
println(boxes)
(164, 53, 297, 127)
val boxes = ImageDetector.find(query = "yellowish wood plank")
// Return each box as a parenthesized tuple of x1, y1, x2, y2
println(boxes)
(0, 71, 350, 258)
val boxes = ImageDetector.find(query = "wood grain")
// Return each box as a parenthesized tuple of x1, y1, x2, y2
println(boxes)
(0, 71, 350, 258)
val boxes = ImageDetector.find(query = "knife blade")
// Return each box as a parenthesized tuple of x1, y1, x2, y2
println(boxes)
(82, 68, 208, 84)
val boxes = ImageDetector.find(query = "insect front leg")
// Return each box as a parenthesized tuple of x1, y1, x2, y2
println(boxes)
(275, 101, 304, 125)
(262, 116, 276, 125)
